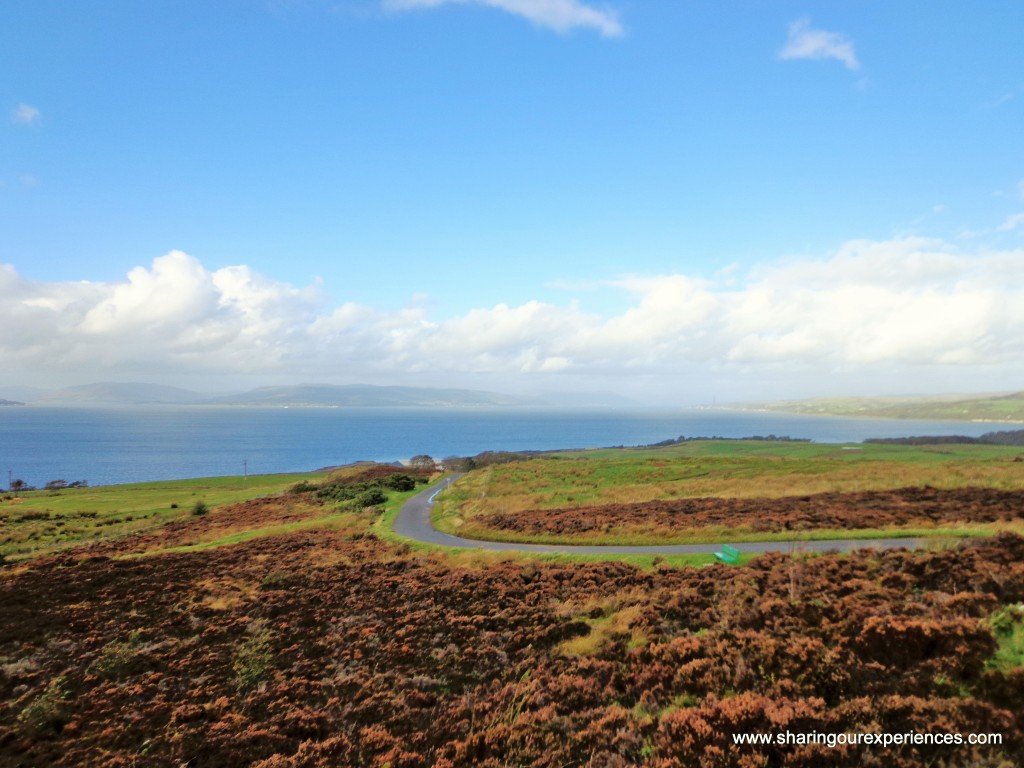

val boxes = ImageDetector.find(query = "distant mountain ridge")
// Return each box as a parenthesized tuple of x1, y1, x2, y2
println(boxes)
(0, 382, 631, 408)
(205, 384, 527, 407)
(33, 382, 207, 405)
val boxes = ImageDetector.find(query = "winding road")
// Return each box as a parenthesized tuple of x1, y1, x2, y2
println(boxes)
(393, 476, 928, 556)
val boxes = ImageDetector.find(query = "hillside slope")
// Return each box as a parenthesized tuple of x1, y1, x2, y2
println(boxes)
(754, 391, 1024, 422)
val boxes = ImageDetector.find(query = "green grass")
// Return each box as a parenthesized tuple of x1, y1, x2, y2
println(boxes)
(233, 619, 274, 691)
(121, 480, 431, 559)
(564, 439, 1024, 461)
(557, 603, 646, 657)
(455, 441, 1024, 512)
(132, 511, 356, 557)
(1, 472, 324, 560)
(431, 441, 1024, 546)
(17, 676, 69, 735)
(755, 391, 1024, 422)
(438, 521, 1018, 547)
(377, 478, 748, 569)
(5, 466, 751, 568)
(11, 439, 1019, 568)
(989, 604, 1024, 671)
(371, 485, 430, 541)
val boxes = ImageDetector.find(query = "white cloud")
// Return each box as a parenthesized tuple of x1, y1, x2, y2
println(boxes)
(779, 18, 860, 71)
(3, 238, 1024, 390)
(998, 212, 1024, 232)
(383, 0, 622, 37)
(11, 103, 41, 126)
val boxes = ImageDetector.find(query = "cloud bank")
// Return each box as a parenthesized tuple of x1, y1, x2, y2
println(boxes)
(3, 237, 1023, 393)
(779, 18, 860, 71)
(384, 0, 623, 37)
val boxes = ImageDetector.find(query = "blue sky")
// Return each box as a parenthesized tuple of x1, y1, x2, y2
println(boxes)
(2, 1, 1024, 402)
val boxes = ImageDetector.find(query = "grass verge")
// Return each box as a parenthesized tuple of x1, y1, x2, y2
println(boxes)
(432, 441, 1024, 547)
(1, 472, 325, 561)
(440, 520, 1023, 547)
(376, 479, 749, 569)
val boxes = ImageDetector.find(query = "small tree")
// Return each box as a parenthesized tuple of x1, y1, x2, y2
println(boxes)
(45, 480, 68, 491)
(10, 479, 30, 493)
(409, 454, 436, 472)
(441, 456, 475, 472)
(192, 500, 209, 516)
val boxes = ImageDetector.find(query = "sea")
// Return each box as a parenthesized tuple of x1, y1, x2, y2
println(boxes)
(0, 406, 1014, 487)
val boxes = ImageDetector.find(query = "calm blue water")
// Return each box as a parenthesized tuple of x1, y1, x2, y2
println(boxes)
(0, 406, 1011, 487)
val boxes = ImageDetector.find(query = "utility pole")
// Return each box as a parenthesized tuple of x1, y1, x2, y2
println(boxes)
(243, 459, 248, 478)
(7, 469, 11, 492)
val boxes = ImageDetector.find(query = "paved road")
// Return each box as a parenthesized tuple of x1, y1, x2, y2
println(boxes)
(393, 475, 928, 556)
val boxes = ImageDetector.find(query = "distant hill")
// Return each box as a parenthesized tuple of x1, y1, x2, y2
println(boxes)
(749, 391, 1024, 423)
(206, 384, 531, 407)
(0, 399, 24, 406)
(2, 381, 633, 408)
(0, 386, 49, 403)
(35, 382, 207, 405)
(526, 390, 636, 408)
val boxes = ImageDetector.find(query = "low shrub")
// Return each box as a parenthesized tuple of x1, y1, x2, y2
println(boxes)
(18, 677, 69, 735)
(89, 631, 145, 680)
(260, 571, 293, 590)
(356, 488, 387, 508)
(380, 474, 417, 492)
(233, 620, 273, 691)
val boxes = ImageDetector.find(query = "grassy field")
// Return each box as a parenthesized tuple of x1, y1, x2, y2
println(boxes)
(2, 467, 727, 568)
(433, 517, 1013, 547)
(754, 391, 1024, 422)
(373, 481, 731, 569)
(433, 440, 1024, 545)
(0, 472, 324, 561)
(7, 440, 1024, 563)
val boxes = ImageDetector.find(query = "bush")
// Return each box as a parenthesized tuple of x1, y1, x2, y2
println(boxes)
(89, 631, 145, 680)
(289, 480, 319, 494)
(315, 478, 399, 503)
(381, 474, 417, 492)
(314, 484, 360, 502)
(234, 620, 273, 691)
(192, 500, 209, 516)
(260, 571, 293, 590)
(356, 488, 387, 508)
(18, 677, 69, 735)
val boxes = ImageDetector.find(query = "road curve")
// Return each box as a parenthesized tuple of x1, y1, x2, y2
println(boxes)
(393, 475, 928, 556)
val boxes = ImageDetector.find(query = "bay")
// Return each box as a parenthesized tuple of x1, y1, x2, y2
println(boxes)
(0, 406, 1011, 487)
